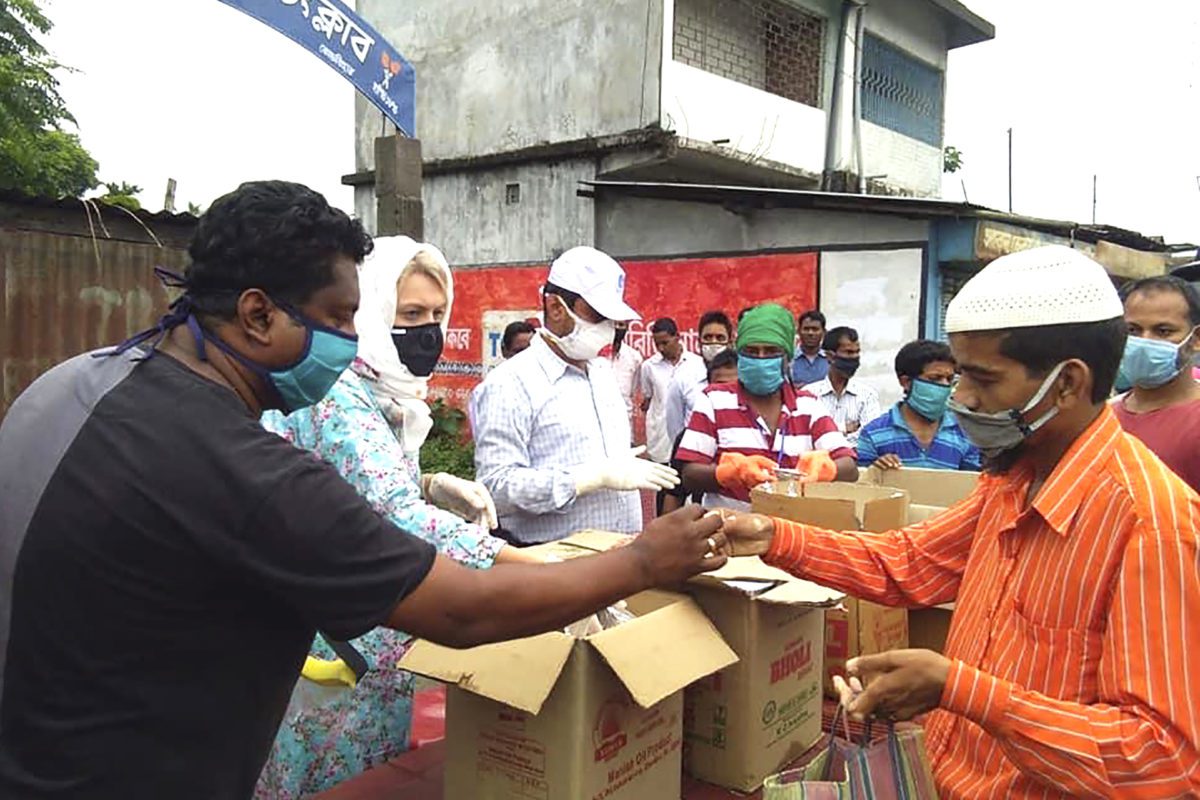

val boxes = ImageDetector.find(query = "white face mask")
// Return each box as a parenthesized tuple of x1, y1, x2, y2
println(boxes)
(701, 343, 729, 363)
(543, 297, 616, 360)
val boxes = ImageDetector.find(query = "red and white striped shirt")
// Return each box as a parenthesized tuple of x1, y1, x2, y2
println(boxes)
(766, 407, 1200, 798)
(675, 381, 855, 508)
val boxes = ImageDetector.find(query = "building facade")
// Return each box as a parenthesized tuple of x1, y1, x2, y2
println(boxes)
(349, 0, 993, 264)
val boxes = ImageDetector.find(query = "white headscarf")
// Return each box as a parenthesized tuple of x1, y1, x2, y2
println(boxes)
(353, 235, 455, 457)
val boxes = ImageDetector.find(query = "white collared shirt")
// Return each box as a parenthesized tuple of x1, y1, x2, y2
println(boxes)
(803, 376, 881, 445)
(472, 334, 639, 543)
(640, 350, 706, 463)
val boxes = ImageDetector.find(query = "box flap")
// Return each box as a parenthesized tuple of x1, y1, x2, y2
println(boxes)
(398, 632, 575, 715)
(703, 555, 800, 584)
(588, 595, 737, 709)
(756, 578, 845, 607)
(562, 529, 633, 552)
(859, 466, 979, 508)
(751, 486, 859, 529)
(861, 492, 908, 533)
(688, 556, 843, 607)
(522, 530, 632, 562)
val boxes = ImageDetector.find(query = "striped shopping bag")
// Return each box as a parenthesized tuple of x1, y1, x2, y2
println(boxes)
(763, 706, 938, 800)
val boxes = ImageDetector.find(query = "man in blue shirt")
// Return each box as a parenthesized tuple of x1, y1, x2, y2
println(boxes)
(790, 309, 829, 386)
(856, 339, 981, 471)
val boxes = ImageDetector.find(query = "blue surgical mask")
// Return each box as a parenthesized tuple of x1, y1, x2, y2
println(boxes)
(905, 378, 952, 421)
(191, 306, 358, 414)
(947, 362, 1065, 459)
(1119, 333, 1195, 390)
(738, 353, 785, 396)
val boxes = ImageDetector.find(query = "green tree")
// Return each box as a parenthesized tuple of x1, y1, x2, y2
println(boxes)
(0, 0, 99, 196)
(99, 181, 142, 211)
(943, 145, 964, 174)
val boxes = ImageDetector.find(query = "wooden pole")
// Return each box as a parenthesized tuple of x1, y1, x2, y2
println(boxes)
(374, 136, 423, 238)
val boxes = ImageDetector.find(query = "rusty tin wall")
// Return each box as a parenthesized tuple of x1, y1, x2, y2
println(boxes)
(1, 229, 189, 419)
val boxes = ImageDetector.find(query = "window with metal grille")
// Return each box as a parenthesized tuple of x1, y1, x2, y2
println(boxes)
(861, 33, 944, 147)
(938, 264, 977, 338)
(673, 0, 824, 108)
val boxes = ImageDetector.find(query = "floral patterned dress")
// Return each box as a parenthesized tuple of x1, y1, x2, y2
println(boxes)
(255, 361, 503, 799)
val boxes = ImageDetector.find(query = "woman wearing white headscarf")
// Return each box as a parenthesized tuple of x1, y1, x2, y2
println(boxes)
(255, 236, 537, 799)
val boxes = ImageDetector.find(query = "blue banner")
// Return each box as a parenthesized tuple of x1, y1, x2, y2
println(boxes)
(218, 0, 415, 136)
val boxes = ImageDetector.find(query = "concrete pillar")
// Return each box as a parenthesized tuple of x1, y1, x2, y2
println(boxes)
(374, 135, 424, 239)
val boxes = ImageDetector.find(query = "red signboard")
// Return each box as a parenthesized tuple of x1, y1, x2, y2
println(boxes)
(433, 252, 818, 410)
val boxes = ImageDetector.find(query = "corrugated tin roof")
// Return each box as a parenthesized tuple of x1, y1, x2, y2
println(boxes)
(0, 189, 199, 225)
(579, 180, 1174, 253)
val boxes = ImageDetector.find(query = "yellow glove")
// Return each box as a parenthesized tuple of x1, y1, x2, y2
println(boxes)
(301, 656, 358, 689)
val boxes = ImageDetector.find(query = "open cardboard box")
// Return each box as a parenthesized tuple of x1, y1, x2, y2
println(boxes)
(682, 554, 843, 792)
(750, 481, 912, 701)
(399, 533, 737, 800)
(858, 467, 981, 651)
(858, 465, 981, 524)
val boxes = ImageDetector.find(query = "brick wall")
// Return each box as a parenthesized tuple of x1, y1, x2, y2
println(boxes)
(673, 0, 824, 108)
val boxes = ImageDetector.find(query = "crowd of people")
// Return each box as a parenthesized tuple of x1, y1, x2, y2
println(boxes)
(0, 180, 1196, 800)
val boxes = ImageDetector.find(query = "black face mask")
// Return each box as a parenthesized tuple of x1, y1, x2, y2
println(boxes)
(391, 323, 444, 377)
(833, 356, 860, 378)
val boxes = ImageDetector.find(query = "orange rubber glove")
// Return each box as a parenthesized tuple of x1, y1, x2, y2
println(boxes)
(798, 450, 837, 482)
(715, 452, 779, 492)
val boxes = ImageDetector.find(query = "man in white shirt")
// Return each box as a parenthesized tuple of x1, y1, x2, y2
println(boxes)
(664, 310, 734, 446)
(472, 247, 679, 543)
(640, 318, 706, 515)
(608, 321, 644, 435)
(803, 325, 880, 445)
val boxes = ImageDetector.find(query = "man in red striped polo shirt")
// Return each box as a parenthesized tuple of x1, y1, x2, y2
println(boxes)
(676, 303, 857, 509)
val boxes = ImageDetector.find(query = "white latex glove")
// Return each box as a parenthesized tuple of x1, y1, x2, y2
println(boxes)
(574, 446, 680, 496)
(424, 473, 499, 529)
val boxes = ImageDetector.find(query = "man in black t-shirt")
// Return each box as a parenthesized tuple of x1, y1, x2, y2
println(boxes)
(0, 182, 729, 799)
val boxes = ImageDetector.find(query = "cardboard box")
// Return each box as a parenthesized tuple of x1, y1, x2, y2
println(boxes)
(683, 556, 843, 792)
(750, 482, 912, 699)
(909, 603, 955, 654)
(400, 535, 737, 800)
(823, 598, 909, 697)
(858, 466, 981, 524)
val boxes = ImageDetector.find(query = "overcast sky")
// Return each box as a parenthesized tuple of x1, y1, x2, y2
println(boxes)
(42, 0, 1200, 245)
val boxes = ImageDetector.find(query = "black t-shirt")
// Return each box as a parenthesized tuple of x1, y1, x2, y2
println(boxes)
(0, 351, 436, 799)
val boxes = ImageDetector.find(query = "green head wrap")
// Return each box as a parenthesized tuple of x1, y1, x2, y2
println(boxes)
(736, 303, 796, 359)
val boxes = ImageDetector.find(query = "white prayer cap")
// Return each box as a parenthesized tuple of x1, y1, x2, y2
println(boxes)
(945, 245, 1123, 333)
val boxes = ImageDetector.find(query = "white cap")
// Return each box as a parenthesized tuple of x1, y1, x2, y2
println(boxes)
(546, 246, 641, 322)
(945, 245, 1123, 333)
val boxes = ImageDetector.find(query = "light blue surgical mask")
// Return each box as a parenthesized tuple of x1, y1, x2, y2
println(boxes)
(191, 305, 358, 414)
(1119, 332, 1195, 390)
(905, 378, 952, 421)
(738, 353, 785, 396)
(947, 362, 1065, 459)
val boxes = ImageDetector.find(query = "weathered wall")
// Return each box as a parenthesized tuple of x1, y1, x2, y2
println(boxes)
(355, 0, 664, 167)
(859, 0, 947, 195)
(661, 0, 834, 176)
(422, 159, 598, 266)
(864, 0, 948, 69)
(594, 194, 929, 256)
(862, 120, 943, 196)
(0, 215, 191, 418)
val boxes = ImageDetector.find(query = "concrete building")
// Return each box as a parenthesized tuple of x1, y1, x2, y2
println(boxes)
(419, 179, 1181, 413)
(348, 0, 994, 264)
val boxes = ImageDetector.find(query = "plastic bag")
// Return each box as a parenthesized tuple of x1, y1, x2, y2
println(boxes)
(564, 600, 635, 637)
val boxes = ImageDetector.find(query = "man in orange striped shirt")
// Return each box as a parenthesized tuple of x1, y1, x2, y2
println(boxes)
(724, 246, 1200, 798)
